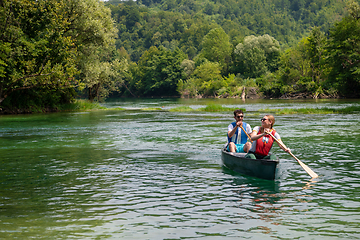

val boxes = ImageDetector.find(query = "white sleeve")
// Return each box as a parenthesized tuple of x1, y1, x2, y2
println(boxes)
(253, 126, 260, 133)
(228, 123, 234, 132)
(274, 132, 281, 140)
(246, 124, 252, 134)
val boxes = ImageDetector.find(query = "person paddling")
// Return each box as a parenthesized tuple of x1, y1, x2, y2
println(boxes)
(227, 109, 252, 153)
(246, 114, 291, 160)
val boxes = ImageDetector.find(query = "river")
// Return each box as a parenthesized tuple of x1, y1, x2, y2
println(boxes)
(1, 98, 359, 239)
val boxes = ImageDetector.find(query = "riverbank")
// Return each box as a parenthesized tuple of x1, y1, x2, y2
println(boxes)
(3, 101, 359, 115)
(0, 100, 106, 115)
(0, 94, 356, 115)
(242, 87, 340, 100)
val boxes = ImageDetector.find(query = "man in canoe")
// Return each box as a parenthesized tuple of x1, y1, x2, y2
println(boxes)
(227, 109, 252, 153)
(246, 114, 291, 160)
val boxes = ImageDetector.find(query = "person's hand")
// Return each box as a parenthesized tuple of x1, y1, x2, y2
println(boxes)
(264, 128, 271, 134)
(236, 121, 242, 127)
(285, 148, 291, 153)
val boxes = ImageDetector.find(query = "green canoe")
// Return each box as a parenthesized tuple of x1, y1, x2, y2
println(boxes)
(221, 147, 279, 180)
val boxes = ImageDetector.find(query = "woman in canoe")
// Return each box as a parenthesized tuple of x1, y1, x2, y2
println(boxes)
(246, 114, 291, 160)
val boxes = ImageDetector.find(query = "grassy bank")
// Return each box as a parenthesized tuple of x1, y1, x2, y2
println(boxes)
(60, 100, 164, 112)
(169, 104, 243, 112)
(59, 99, 107, 111)
(70, 102, 360, 114)
(169, 104, 360, 114)
(258, 106, 360, 114)
(4, 101, 359, 115)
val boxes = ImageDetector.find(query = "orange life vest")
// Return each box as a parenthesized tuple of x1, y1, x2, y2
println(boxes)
(255, 129, 276, 156)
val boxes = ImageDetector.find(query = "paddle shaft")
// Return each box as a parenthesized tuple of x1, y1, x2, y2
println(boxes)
(266, 131, 319, 179)
(239, 125, 253, 143)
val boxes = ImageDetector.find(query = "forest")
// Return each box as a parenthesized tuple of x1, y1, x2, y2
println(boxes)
(1, 0, 360, 113)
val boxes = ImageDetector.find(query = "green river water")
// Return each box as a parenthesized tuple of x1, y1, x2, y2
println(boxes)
(1, 98, 360, 239)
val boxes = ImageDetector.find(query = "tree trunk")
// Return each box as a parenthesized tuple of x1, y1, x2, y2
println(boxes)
(88, 83, 100, 102)
(241, 86, 246, 101)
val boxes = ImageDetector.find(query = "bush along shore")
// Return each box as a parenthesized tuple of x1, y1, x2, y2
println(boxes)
(0, 100, 106, 115)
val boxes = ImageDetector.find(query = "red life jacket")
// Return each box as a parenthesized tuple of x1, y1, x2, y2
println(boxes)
(255, 129, 276, 156)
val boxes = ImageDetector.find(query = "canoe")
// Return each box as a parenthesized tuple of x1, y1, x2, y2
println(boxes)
(221, 147, 279, 180)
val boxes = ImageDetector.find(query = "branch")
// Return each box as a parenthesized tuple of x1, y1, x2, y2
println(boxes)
(4, 71, 55, 98)
(122, 81, 137, 98)
(2, 80, 69, 102)
(342, 58, 360, 68)
(9, 72, 54, 86)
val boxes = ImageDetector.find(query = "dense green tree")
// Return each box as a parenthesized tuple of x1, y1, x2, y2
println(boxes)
(234, 44, 267, 78)
(279, 40, 311, 86)
(67, 0, 118, 101)
(347, 0, 360, 19)
(131, 46, 186, 96)
(178, 61, 225, 97)
(269, 39, 312, 97)
(138, 0, 163, 7)
(179, 21, 220, 59)
(79, 55, 129, 101)
(0, 0, 77, 105)
(304, 27, 327, 96)
(233, 34, 280, 78)
(259, 32, 329, 99)
(107, 0, 348, 65)
(326, 0, 360, 97)
(0, 0, 118, 108)
(1, 0, 355, 108)
(180, 59, 196, 79)
(200, 28, 232, 71)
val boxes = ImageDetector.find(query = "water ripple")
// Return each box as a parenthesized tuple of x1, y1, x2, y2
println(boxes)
(1, 100, 360, 239)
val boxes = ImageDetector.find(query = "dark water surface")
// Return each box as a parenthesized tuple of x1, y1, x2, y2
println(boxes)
(1, 98, 360, 239)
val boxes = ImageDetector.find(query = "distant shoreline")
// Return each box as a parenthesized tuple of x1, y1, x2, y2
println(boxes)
(1, 100, 359, 115)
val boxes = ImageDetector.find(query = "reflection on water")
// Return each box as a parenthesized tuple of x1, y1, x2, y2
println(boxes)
(0, 99, 360, 239)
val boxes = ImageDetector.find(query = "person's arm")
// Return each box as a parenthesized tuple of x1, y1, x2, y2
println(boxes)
(249, 127, 265, 141)
(250, 131, 265, 141)
(227, 124, 238, 138)
(275, 139, 291, 153)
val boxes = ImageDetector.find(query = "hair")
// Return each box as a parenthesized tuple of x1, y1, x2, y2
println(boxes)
(233, 109, 244, 116)
(265, 114, 275, 128)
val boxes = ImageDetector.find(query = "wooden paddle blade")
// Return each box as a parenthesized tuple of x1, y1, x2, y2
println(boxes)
(295, 157, 319, 179)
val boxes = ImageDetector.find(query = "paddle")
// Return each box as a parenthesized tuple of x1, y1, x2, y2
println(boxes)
(239, 125, 253, 143)
(266, 131, 319, 179)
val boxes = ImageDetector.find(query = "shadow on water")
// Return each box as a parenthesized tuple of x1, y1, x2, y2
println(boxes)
(221, 166, 282, 205)
(221, 166, 286, 230)
(221, 165, 280, 191)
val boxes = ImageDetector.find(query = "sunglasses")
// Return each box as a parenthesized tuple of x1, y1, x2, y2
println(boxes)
(236, 115, 244, 118)
(261, 118, 268, 121)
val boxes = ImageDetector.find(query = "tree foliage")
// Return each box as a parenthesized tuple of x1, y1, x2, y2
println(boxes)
(64, 0, 118, 101)
(0, 0, 77, 105)
(200, 28, 231, 69)
(233, 34, 280, 78)
(0, 0, 118, 109)
(129, 46, 186, 96)
(2, 0, 360, 112)
(107, 0, 347, 62)
(178, 61, 225, 97)
(102, 0, 358, 99)
(326, 0, 360, 97)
